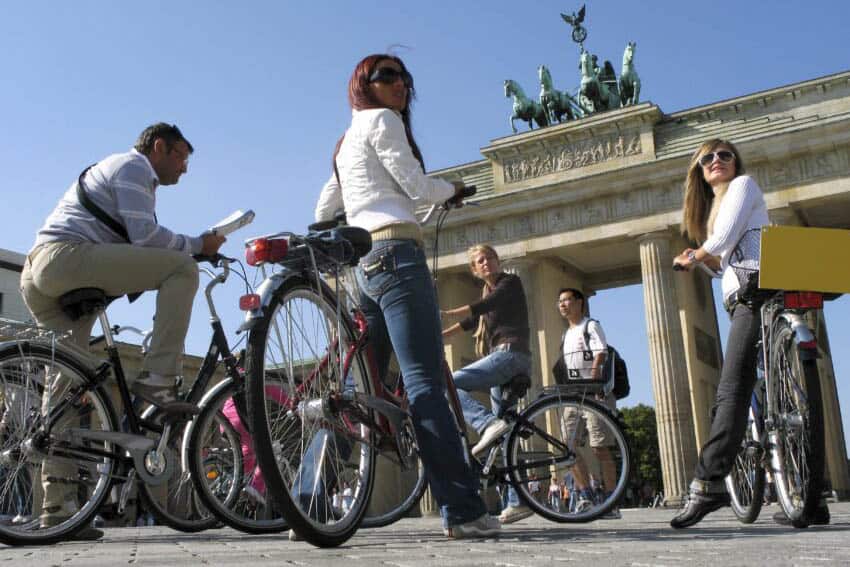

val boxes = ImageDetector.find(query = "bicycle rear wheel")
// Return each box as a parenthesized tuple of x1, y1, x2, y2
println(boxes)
(0, 342, 117, 546)
(188, 378, 288, 533)
(769, 318, 824, 528)
(245, 276, 375, 547)
(505, 391, 630, 523)
(725, 405, 765, 523)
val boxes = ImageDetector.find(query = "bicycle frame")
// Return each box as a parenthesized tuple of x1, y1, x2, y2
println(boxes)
(42, 257, 248, 485)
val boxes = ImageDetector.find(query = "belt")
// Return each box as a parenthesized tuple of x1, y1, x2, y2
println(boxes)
(492, 343, 530, 355)
(369, 222, 423, 247)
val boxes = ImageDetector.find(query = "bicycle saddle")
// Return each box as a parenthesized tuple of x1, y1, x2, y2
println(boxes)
(500, 373, 532, 412)
(58, 288, 114, 321)
(308, 226, 373, 267)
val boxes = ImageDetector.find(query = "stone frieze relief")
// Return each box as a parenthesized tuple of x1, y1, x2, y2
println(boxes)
(502, 132, 643, 184)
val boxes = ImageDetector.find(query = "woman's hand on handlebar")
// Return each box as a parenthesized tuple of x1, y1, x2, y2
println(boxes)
(672, 249, 694, 272)
(445, 182, 477, 208)
(201, 233, 227, 256)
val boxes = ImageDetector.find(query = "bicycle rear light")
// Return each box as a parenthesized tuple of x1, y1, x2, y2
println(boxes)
(783, 291, 823, 310)
(245, 237, 288, 266)
(239, 294, 261, 311)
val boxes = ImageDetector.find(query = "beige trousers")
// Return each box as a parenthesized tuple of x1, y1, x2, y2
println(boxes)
(20, 241, 199, 514)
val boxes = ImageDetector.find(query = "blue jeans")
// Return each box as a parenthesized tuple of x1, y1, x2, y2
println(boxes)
(355, 239, 486, 527)
(454, 350, 530, 510)
(453, 350, 531, 433)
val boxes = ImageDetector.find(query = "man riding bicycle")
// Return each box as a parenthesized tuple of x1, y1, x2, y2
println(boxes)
(20, 123, 225, 536)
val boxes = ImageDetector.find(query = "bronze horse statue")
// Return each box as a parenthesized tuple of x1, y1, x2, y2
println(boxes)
(505, 79, 549, 133)
(538, 65, 579, 124)
(579, 49, 620, 114)
(619, 41, 641, 106)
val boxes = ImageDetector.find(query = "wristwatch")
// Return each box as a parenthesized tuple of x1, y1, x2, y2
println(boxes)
(687, 250, 697, 264)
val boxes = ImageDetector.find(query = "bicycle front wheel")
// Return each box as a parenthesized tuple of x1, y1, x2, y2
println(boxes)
(0, 342, 117, 546)
(769, 318, 824, 528)
(245, 276, 375, 547)
(505, 392, 630, 523)
(188, 378, 288, 533)
(725, 405, 765, 523)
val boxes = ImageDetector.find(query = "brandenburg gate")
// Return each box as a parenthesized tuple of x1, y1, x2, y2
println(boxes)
(428, 70, 850, 505)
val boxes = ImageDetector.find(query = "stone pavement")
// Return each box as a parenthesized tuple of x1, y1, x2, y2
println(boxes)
(2, 502, 848, 566)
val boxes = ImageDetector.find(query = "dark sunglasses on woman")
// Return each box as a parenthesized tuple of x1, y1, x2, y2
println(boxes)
(369, 66, 414, 89)
(698, 150, 735, 167)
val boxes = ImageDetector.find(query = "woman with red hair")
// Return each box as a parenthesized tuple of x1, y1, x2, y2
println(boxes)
(315, 54, 498, 539)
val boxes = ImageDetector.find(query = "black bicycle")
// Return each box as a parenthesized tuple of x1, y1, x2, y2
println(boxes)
(0, 244, 266, 545)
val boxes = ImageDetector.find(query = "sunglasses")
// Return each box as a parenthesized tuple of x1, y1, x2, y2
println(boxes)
(698, 150, 735, 167)
(369, 66, 414, 89)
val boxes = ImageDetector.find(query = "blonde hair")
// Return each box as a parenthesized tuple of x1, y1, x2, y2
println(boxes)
(467, 244, 499, 358)
(680, 139, 745, 243)
(467, 244, 499, 279)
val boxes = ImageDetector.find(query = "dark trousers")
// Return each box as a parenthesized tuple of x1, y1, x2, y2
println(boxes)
(694, 303, 760, 486)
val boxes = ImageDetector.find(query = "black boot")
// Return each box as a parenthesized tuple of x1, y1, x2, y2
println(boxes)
(670, 488, 729, 529)
(773, 501, 830, 526)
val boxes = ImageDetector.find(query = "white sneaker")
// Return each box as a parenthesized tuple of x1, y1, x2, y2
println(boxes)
(471, 419, 511, 457)
(574, 498, 593, 513)
(499, 505, 534, 524)
(446, 514, 501, 539)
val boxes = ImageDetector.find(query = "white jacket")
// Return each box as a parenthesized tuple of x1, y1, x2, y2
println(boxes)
(702, 175, 770, 300)
(314, 108, 455, 231)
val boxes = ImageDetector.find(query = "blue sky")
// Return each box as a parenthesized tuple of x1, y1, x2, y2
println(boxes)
(2, 1, 849, 448)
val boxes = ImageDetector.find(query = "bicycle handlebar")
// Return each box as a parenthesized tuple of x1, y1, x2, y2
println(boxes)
(672, 261, 722, 278)
(421, 185, 477, 225)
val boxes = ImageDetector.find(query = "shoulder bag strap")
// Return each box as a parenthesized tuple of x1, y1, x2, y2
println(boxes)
(76, 164, 131, 243)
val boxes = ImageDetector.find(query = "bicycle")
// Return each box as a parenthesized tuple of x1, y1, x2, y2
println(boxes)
(0, 244, 258, 545)
(674, 230, 831, 528)
(240, 188, 630, 546)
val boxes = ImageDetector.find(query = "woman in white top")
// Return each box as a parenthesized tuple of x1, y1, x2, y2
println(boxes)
(314, 54, 496, 538)
(670, 139, 770, 528)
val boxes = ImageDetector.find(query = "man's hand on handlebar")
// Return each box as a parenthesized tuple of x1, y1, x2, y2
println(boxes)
(201, 233, 227, 256)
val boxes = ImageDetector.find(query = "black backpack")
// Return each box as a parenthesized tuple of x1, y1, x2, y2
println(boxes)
(552, 319, 630, 400)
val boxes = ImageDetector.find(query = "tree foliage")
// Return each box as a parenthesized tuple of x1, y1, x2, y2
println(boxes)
(620, 404, 662, 492)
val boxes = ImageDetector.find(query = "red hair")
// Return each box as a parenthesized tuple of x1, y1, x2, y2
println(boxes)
(333, 54, 425, 172)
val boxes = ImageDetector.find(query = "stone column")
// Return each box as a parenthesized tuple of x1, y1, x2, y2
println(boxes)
(638, 232, 699, 506)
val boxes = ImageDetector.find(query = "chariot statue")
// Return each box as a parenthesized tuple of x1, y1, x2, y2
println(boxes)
(501, 5, 644, 133)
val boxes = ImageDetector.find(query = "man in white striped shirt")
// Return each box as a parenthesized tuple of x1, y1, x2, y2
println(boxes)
(21, 123, 225, 536)
(22, 123, 225, 410)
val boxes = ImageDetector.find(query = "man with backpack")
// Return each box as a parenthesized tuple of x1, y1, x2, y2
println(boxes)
(552, 287, 623, 519)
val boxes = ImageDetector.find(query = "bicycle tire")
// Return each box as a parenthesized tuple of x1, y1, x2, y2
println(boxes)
(188, 378, 288, 533)
(245, 275, 375, 547)
(769, 318, 824, 528)
(505, 391, 630, 523)
(725, 405, 765, 523)
(0, 342, 117, 546)
(137, 407, 218, 533)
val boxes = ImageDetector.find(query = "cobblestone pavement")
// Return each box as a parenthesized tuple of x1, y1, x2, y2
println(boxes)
(1, 502, 848, 566)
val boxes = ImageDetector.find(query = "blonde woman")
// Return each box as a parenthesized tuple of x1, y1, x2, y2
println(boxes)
(442, 244, 533, 524)
(670, 139, 772, 528)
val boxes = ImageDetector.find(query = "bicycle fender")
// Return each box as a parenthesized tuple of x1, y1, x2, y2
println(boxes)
(777, 312, 818, 359)
(238, 269, 296, 332)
